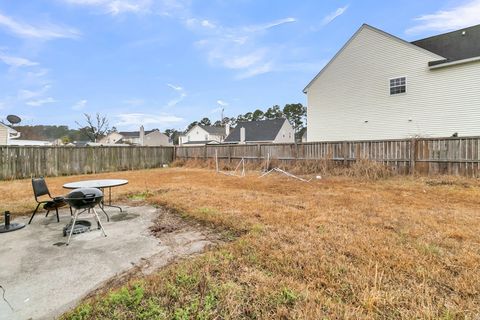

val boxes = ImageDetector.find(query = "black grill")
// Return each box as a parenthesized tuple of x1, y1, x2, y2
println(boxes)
(65, 188, 103, 209)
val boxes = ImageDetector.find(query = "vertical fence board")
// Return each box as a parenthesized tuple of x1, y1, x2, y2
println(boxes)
(174, 137, 480, 177)
(0, 146, 174, 180)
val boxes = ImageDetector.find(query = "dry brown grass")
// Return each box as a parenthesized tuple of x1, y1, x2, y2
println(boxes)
(2, 168, 479, 319)
(172, 158, 393, 180)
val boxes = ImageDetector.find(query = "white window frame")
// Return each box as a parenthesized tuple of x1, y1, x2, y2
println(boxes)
(389, 76, 407, 95)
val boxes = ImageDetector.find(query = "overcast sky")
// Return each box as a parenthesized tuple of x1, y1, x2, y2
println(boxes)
(0, 0, 479, 130)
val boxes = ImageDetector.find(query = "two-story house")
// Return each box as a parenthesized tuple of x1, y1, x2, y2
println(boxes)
(179, 125, 227, 146)
(99, 126, 172, 146)
(304, 24, 480, 142)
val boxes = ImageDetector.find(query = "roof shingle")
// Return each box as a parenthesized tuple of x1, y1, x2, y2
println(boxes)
(224, 119, 287, 143)
(412, 24, 480, 63)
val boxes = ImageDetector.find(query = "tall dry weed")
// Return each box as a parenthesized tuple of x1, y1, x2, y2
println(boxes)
(173, 157, 393, 180)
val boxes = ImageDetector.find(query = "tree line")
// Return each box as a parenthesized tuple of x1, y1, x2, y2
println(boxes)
(165, 103, 306, 143)
(14, 104, 306, 144)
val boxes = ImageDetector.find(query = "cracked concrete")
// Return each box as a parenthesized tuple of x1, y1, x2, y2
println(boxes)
(0, 205, 217, 320)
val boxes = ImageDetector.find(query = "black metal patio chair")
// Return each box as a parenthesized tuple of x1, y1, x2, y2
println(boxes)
(28, 177, 72, 224)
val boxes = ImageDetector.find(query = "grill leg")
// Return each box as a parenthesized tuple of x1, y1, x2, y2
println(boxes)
(45, 210, 50, 217)
(92, 207, 107, 237)
(55, 208, 60, 223)
(66, 209, 79, 246)
(28, 203, 41, 224)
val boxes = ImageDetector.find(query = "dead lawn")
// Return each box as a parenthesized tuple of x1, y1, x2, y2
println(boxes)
(1, 168, 479, 319)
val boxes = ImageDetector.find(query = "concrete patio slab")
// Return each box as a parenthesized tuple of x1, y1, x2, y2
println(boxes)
(0, 205, 216, 320)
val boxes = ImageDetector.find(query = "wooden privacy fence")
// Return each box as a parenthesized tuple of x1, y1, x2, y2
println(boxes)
(0, 146, 174, 180)
(175, 137, 480, 177)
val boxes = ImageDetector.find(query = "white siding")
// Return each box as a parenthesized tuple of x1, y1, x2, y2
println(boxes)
(273, 120, 295, 143)
(0, 126, 7, 145)
(180, 125, 224, 144)
(306, 25, 480, 141)
(99, 132, 123, 144)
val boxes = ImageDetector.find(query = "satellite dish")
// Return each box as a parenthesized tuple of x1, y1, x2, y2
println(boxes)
(6, 115, 21, 125)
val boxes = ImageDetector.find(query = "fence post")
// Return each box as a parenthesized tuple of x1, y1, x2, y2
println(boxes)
(342, 142, 348, 166)
(228, 145, 232, 163)
(257, 144, 261, 163)
(204, 145, 207, 160)
(173, 145, 177, 162)
(410, 138, 417, 175)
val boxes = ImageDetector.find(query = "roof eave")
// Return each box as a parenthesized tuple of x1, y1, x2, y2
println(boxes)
(303, 23, 445, 94)
(429, 55, 480, 69)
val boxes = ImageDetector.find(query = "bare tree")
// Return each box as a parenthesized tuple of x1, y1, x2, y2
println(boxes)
(76, 113, 110, 142)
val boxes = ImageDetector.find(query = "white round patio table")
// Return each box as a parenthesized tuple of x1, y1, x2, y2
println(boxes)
(63, 179, 129, 220)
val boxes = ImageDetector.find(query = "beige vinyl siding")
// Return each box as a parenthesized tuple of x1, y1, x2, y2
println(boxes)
(273, 120, 295, 143)
(306, 25, 480, 141)
(0, 126, 7, 145)
(144, 131, 172, 146)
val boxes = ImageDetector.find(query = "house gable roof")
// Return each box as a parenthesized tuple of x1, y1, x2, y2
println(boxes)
(303, 24, 444, 93)
(411, 24, 480, 64)
(118, 129, 158, 137)
(224, 118, 287, 142)
(198, 125, 226, 136)
(0, 122, 17, 133)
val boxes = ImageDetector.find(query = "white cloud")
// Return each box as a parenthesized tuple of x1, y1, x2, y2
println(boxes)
(321, 5, 349, 26)
(406, 0, 480, 35)
(244, 17, 296, 32)
(167, 83, 183, 91)
(222, 49, 267, 69)
(236, 62, 273, 80)
(186, 18, 217, 29)
(0, 53, 38, 67)
(201, 20, 216, 29)
(217, 100, 228, 107)
(72, 99, 87, 110)
(63, 0, 153, 15)
(18, 85, 51, 100)
(26, 69, 49, 78)
(189, 16, 297, 79)
(115, 113, 183, 129)
(26, 97, 56, 106)
(166, 83, 186, 108)
(0, 11, 80, 40)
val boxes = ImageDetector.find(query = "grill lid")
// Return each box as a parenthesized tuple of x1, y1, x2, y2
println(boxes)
(65, 188, 103, 209)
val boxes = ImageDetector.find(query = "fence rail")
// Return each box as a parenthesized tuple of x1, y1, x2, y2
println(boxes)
(0, 146, 174, 180)
(175, 137, 480, 177)
(2, 137, 479, 180)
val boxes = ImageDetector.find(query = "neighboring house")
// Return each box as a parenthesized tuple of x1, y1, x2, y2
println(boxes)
(99, 126, 172, 146)
(301, 129, 308, 143)
(223, 118, 295, 144)
(179, 124, 227, 146)
(0, 123, 20, 145)
(8, 139, 52, 146)
(304, 24, 480, 142)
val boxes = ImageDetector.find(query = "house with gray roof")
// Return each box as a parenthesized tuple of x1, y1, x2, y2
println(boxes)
(99, 126, 172, 146)
(223, 118, 294, 144)
(179, 124, 227, 146)
(304, 24, 480, 142)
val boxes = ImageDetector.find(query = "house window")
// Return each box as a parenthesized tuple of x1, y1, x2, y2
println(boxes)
(390, 77, 407, 95)
(390, 77, 406, 95)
